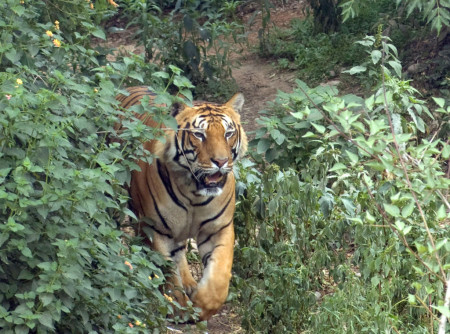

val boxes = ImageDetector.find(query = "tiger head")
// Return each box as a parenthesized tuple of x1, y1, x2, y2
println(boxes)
(156, 93, 248, 197)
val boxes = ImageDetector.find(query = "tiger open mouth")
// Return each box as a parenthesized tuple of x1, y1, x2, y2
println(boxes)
(204, 171, 224, 186)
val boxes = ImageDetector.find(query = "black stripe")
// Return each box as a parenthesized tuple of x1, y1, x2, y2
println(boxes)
(157, 160, 187, 211)
(122, 94, 147, 108)
(146, 181, 171, 232)
(170, 244, 186, 257)
(121, 88, 156, 108)
(197, 219, 233, 248)
(202, 251, 212, 267)
(176, 183, 192, 203)
(173, 132, 192, 172)
(146, 225, 173, 239)
(200, 196, 232, 227)
(193, 196, 214, 207)
(201, 244, 224, 267)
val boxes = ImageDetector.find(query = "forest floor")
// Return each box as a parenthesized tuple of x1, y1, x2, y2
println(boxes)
(107, 2, 307, 333)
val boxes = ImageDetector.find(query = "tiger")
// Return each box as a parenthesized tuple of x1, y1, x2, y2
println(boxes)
(116, 86, 248, 321)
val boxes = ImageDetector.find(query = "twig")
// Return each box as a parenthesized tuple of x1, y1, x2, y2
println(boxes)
(438, 274, 450, 334)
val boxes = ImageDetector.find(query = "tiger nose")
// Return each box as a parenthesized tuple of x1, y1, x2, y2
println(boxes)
(211, 158, 228, 168)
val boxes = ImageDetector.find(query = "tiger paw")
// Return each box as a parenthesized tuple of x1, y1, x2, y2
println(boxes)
(181, 272, 198, 299)
(191, 282, 229, 321)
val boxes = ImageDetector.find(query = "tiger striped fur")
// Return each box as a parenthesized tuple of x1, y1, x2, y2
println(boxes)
(116, 86, 248, 321)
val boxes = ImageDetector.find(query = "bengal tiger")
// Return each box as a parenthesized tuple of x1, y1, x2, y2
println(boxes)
(116, 86, 248, 321)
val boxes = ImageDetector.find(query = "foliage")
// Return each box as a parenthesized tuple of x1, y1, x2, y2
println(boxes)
(244, 0, 274, 55)
(305, 0, 341, 33)
(256, 2, 390, 85)
(234, 35, 450, 333)
(341, 0, 450, 34)
(234, 162, 351, 332)
(117, 0, 246, 99)
(0, 0, 197, 332)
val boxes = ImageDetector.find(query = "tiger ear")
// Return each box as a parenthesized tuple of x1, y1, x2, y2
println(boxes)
(225, 93, 244, 113)
(170, 102, 185, 117)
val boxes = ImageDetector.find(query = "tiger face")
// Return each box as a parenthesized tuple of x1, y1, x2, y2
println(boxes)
(159, 94, 247, 197)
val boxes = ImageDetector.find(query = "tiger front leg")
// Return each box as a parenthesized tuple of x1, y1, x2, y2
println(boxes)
(150, 235, 195, 308)
(193, 222, 235, 321)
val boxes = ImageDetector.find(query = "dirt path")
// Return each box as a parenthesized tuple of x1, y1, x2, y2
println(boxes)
(231, 1, 306, 134)
(232, 55, 296, 134)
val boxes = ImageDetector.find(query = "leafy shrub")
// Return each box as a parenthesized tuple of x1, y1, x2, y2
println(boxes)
(233, 162, 353, 332)
(0, 1, 198, 332)
(341, 0, 450, 34)
(233, 35, 450, 333)
(117, 0, 246, 99)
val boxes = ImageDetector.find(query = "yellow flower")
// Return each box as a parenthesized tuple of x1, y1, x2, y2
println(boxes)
(93, 88, 98, 93)
(135, 320, 141, 326)
(117, 315, 122, 319)
(46, 30, 53, 37)
(107, 0, 118, 7)
(124, 261, 133, 270)
(53, 39, 61, 47)
(90, 2, 94, 9)
(16, 79, 23, 85)
(163, 293, 173, 302)
(54, 20, 60, 30)
(148, 276, 152, 280)
(154, 274, 159, 279)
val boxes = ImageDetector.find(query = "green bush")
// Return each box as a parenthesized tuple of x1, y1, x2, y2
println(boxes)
(233, 35, 450, 333)
(117, 0, 246, 99)
(0, 1, 198, 331)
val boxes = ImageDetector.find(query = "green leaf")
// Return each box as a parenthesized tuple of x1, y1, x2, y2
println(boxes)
(302, 131, 316, 138)
(432, 305, 450, 318)
(432, 97, 445, 108)
(395, 220, 405, 231)
(168, 65, 182, 75)
(343, 66, 366, 75)
(92, 28, 106, 40)
(0, 232, 9, 247)
(12, 5, 25, 16)
(39, 294, 54, 307)
(256, 139, 271, 154)
(265, 148, 279, 162)
(384, 203, 400, 217)
(345, 150, 359, 165)
(435, 238, 448, 251)
(21, 247, 32, 258)
(401, 200, 415, 218)
(371, 50, 382, 64)
(329, 163, 346, 171)
(38, 312, 54, 329)
(436, 205, 446, 220)
(128, 71, 144, 82)
(5, 49, 21, 63)
(311, 122, 326, 134)
(442, 143, 450, 159)
(152, 71, 170, 79)
(364, 161, 385, 171)
(388, 60, 402, 77)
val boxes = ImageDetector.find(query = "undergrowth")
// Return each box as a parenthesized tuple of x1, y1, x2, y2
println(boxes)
(233, 33, 449, 333)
